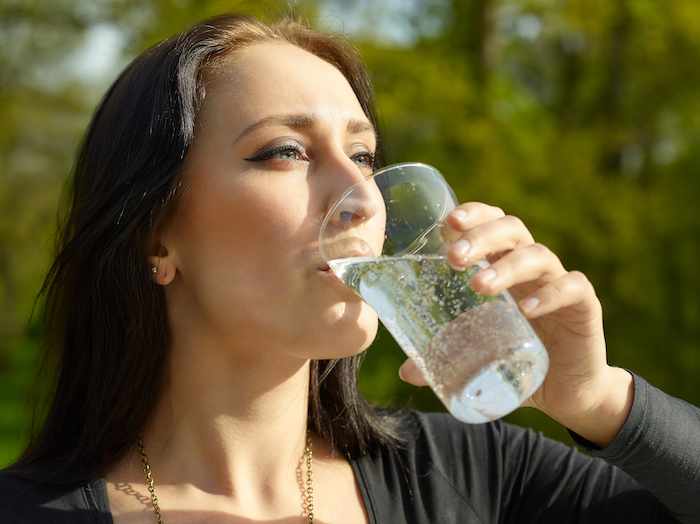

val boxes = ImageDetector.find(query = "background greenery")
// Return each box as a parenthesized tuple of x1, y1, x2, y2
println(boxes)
(1, 0, 699, 466)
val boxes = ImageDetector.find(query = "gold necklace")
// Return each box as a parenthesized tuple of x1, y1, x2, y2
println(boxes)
(138, 432, 314, 524)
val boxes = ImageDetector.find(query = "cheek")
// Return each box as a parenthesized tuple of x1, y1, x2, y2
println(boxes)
(237, 194, 312, 262)
(191, 179, 310, 252)
(170, 184, 311, 317)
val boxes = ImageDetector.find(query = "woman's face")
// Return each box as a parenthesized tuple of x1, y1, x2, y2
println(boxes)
(159, 42, 382, 362)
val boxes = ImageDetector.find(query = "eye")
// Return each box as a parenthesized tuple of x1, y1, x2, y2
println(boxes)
(350, 150, 376, 170)
(244, 144, 307, 163)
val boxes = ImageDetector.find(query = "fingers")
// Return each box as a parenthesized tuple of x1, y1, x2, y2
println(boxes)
(445, 204, 534, 268)
(445, 202, 506, 230)
(470, 242, 566, 296)
(517, 270, 602, 321)
(466, 241, 598, 322)
(398, 359, 429, 386)
(442, 203, 599, 323)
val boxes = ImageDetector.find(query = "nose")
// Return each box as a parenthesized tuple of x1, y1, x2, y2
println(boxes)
(325, 165, 382, 230)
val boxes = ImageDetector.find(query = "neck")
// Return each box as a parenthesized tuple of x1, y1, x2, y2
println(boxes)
(141, 335, 312, 497)
(106, 335, 369, 522)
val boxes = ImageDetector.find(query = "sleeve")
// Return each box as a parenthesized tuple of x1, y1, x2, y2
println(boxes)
(568, 373, 700, 523)
(353, 377, 698, 524)
(0, 473, 112, 524)
(490, 420, 682, 523)
(353, 410, 681, 523)
(417, 413, 683, 523)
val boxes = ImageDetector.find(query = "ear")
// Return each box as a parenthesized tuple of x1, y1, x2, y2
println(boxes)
(147, 228, 177, 286)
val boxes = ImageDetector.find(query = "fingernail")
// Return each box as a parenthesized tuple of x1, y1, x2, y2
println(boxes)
(449, 238, 471, 258)
(520, 296, 540, 312)
(450, 209, 468, 222)
(398, 360, 412, 382)
(478, 268, 496, 282)
(398, 366, 407, 381)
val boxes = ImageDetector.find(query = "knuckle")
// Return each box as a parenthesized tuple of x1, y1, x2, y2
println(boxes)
(504, 213, 523, 225)
(490, 205, 506, 218)
(531, 242, 554, 258)
(547, 279, 566, 300)
(552, 271, 591, 302)
(502, 215, 535, 242)
(464, 202, 505, 219)
(568, 270, 593, 289)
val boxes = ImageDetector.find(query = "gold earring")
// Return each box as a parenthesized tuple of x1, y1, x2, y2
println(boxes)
(151, 267, 157, 274)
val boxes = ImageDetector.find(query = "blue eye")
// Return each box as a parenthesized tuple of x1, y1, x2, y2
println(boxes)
(245, 145, 306, 163)
(351, 151, 376, 168)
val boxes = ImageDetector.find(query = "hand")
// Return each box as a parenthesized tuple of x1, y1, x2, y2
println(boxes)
(399, 202, 633, 446)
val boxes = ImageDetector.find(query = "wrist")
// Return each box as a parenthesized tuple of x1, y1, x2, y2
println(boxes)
(554, 367, 635, 448)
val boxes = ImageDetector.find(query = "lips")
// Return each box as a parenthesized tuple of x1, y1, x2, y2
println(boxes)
(320, 244, 375, 264)
(316, 247, 368, 284)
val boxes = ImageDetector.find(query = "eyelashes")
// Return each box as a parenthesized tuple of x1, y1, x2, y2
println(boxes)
(349, 150, 377, 170)
(244, 144, 306, 163)
(244, 143, 377, 169)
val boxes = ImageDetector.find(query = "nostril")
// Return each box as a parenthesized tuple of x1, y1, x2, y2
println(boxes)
(328, 176, 383, 230)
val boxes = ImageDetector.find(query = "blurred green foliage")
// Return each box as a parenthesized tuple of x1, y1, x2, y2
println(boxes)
(1, 0, 699, 466)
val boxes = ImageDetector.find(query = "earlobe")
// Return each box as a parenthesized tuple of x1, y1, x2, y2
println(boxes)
(148, 252, 176, 285)
(147, 222, 177, 285)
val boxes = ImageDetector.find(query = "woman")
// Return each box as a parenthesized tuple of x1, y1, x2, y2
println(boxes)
(0, 13, 697, 523)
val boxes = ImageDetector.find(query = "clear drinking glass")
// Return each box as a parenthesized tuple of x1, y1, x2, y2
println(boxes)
(319, 162, 549, 423)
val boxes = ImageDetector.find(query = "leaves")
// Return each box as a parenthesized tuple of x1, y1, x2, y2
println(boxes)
(354, 0, 700, 436)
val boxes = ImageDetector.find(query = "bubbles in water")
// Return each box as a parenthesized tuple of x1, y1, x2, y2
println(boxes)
(328, 254, 548, 422)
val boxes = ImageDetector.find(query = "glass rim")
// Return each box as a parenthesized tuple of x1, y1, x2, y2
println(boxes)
(319, 162, 452, 262)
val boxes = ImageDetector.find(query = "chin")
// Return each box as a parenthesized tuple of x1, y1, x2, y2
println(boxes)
(314, 304, 379, 359)
(334, 324, 379, 358)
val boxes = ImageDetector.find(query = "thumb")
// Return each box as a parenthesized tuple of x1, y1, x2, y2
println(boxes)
(398, 359, 429, 386)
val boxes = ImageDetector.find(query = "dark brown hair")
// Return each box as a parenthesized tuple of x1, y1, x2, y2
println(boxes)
(9, 13, 399, 486)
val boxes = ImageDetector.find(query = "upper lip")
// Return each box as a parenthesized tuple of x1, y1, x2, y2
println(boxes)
(317, 246, 373, 272)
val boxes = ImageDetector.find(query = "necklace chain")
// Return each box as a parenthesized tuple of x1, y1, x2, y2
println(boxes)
(137, 432, 314, 524)
(305, 434, 314, 524)
(138, 434, 163, 524)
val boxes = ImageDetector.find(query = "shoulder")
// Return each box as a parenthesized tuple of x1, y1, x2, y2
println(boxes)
(352, 410, 549, 523)
(355, 410, 627, 523)
(392, 409, 544, 461)
(0, 471, 111, 524)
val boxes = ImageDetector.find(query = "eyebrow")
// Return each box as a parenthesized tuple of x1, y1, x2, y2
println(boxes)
(234, 114, 376, 143)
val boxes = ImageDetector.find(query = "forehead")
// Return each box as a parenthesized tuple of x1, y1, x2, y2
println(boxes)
(198, 42, 369, 130)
